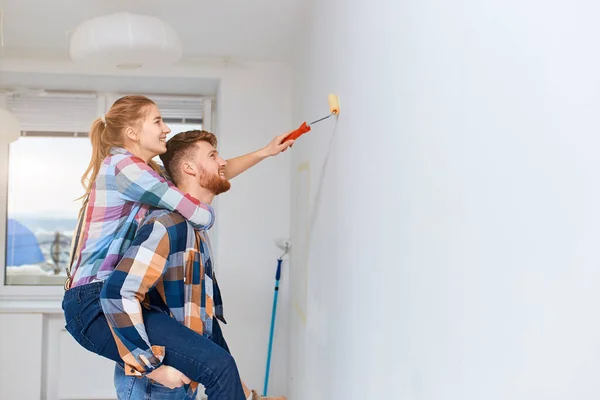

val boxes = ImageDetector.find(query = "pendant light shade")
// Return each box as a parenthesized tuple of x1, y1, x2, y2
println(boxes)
(69, 12, 183, 69)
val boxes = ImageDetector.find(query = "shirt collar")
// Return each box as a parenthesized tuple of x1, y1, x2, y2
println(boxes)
(109, 147, 133, 156)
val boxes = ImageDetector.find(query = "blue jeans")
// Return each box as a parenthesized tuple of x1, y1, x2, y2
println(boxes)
(62, 281, 246, 400)
(114, 317, 231, 399)
(114, 363, 195, 400)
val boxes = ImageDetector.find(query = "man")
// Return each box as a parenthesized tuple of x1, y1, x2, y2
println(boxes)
(102, 130, 286, 400)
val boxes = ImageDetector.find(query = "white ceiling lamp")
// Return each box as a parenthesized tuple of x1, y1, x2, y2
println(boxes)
(69, 12, 182, 69)
(0, 108, 21, 143)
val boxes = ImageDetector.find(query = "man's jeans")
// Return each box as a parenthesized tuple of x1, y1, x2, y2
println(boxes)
(114, 363, 196, 400)
(113, 316, 231, 400)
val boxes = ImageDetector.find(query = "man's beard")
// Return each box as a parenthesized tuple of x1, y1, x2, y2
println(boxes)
(199, 167, 231, 195)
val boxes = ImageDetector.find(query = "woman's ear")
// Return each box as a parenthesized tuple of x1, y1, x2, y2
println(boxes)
(124, 126, 138, 141)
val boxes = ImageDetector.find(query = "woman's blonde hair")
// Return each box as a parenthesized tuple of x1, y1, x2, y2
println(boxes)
(80, 95, 162, 198)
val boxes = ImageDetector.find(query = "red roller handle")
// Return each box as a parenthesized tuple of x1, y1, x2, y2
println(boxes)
(283, 122, 312, 142)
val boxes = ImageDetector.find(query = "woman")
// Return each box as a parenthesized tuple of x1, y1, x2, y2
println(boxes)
(62, 95, 291, 400)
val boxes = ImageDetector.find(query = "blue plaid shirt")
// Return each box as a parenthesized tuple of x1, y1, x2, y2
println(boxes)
(100, 209, 224, 395)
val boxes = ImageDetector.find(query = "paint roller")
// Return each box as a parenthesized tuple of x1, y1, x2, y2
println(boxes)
(284, 94, 340, 142)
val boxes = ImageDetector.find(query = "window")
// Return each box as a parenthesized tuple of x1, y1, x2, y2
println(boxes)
(151, 123, 204, 166)
(2, 92, 211, 288)
(5, 136, 91, 285)
(167, 123, 203, 136)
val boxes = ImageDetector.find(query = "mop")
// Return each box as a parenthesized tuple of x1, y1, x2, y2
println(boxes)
(263, 243, 289, 396)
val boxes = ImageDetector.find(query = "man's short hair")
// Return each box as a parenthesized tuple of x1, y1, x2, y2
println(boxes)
(160, 130, 218, 184)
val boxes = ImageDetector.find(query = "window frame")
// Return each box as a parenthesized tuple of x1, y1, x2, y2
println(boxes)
(0, 92, 215, 307)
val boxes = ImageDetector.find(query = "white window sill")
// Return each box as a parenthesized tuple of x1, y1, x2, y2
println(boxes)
(0, 286, 65, 314)
(0, 299, 63, 313)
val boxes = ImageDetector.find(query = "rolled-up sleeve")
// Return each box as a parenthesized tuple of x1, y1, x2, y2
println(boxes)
(100, 220, 170, 376)
(114, 155, 214, 229)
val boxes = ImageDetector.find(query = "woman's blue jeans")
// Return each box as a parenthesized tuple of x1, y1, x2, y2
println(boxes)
(62, 281, 246, 400)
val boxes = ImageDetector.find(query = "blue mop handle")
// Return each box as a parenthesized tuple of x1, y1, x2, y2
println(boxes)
(263, 258, 283, 396)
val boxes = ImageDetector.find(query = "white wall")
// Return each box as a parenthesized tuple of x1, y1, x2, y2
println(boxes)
(289, 1, 600, 399)
(0, 59, 292, 398)
(0, 314, 43, 399)
(216, 62, 293, 397)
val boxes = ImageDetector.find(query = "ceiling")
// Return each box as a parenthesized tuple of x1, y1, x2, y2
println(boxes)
(0, 0, 305, 62)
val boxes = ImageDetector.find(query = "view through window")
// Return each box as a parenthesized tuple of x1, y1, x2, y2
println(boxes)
(5, 136, 91, 285)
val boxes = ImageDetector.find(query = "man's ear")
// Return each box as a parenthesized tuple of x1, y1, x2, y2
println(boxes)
(182, 162, 196, 176)
(124, 126, 138, 141)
